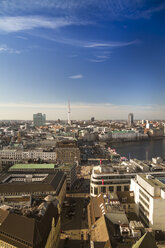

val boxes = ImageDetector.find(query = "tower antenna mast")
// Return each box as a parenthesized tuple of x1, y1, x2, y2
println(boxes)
(68, 100, 71, 125)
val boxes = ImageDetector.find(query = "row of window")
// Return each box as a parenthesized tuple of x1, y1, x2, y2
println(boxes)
(91, 185, 129, 194)
(139, 207, 149, 226)
(0, 231, 32, 247)
(91, 180, 130, 185)
(92, 175, 134, 180)
(139, 189, 150, 202)
(0, 191, 55, 196)
(139, 195, 149, 210)
(139, 203, 149, 218)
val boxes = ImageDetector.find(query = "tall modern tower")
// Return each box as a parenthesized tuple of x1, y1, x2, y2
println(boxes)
(128, 113, 134, 127)
(33, 113, 46, 127)
(68, 100, 71, 125)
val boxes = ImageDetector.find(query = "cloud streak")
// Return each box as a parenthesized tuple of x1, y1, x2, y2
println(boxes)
(0, 44, 21, 54)
(84, 40, 140, 48)
(0, 16, 79, 32)
(35, 33, 139, 50)
(69, 74, 83, 79)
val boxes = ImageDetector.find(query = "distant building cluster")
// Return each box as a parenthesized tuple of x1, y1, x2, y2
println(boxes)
(0, 113, 164, 248)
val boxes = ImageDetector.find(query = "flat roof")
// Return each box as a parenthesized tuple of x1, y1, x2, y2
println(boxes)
(139, 174, 165, 188)
(9, 164, 55, 170)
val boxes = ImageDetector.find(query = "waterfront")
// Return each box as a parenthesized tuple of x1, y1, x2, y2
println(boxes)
(111, 138, 165, 160)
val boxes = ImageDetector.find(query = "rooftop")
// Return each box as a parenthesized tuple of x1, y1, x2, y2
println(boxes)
(0, 171, 65, 195)
(0, 202, 59, 248)
(139, 174, 165, 188)
(9, 164, 55, 170)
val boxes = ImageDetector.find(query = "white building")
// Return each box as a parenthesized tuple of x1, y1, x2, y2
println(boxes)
(90, 164, 165, 198)
(111, 131, 147, 141)
(90, 165, 132, 197)
(130, 174, 165, 230)
(0, 150, 57, 162)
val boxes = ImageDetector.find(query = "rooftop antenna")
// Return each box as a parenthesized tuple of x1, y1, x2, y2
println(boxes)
(68, 100, 71, 125)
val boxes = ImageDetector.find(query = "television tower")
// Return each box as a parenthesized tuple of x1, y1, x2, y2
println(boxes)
(68, 100, 71, 125)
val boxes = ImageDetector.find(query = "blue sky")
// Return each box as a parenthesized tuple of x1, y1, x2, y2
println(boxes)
(0, 0, 165, 120)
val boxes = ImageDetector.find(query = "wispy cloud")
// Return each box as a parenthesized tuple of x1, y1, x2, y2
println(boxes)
(0, 16, 78, 33)
(69, 74, 83, 79)
(35, 33, 139, 50)
(84, 40, 139, 48)
(0, 0, 164, 20)
(0, 44, 21, 54)
(87, 51, 112, 62)
(88, 59, 106, 63)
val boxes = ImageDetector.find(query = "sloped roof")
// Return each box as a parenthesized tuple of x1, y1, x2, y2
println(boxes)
(0, 202, 59, 248)
(0, 209, 9, 225)
(0, 171, 65, 195)
(132, 232, 158, 248)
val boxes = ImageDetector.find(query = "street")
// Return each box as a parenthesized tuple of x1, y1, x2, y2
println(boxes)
(59, 195, 90, 248)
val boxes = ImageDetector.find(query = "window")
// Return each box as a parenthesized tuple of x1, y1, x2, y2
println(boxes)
(94, 187, 98, 195)
(109, 186, 114, 192)
(139, 196, 149, 209)
(124, 185, 129, 191)
(91, 186, 93, 194)
(117, 186, 121, 192)
(101, 186, 106, 193)
(139, 189, 149, 202)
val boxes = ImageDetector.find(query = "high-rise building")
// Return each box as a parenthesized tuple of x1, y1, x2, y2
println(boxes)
(33, 113, 46, 127)
(91, 117, 95, 122)
(128, 113, 134, 127)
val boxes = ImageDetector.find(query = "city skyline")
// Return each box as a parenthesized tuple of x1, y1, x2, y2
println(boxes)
(0, 102, 164, 120)
(0, 0, 165, 119)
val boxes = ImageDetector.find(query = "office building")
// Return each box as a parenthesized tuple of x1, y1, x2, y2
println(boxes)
(90, 162, 165, 197)
(91, 117, 95, 122)
(9, 163, 77, 191)
(0, 171, 66, 208)
(128, 113, 134, 127)
(33, 113, 46, 127)
(131, 174, 165, 230)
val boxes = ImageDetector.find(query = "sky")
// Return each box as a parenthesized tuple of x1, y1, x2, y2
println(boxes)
(0, 0, 165, 120)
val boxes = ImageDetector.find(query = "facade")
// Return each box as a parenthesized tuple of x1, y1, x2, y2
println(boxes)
(33, 113, 46, 127)
(54, 164, 77, 191)
(130, 174, 165, 230)
(56, 147, 80, 163)
(111, 130, 147, 141)
(90, 164, 165, 197)
(90, 165, 131, 197)
(128, 113, 134, 127)
(0, 150, 57, 167)
(55, 141, 80, 163)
